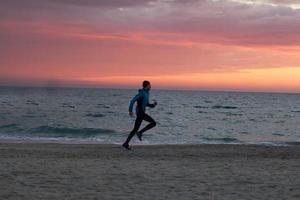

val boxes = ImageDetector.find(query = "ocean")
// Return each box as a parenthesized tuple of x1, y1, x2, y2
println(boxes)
(0, 86, 299, 146)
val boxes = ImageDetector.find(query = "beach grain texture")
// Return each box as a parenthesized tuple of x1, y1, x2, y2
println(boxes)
(0, 143, 300, 200)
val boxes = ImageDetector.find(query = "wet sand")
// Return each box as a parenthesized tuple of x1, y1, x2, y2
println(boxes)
(0, 143, 300, 200)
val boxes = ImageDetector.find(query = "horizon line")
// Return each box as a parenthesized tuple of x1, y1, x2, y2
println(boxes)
(0, 84, 299, 95)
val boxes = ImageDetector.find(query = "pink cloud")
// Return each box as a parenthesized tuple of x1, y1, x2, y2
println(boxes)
(1, 0, 300, 91)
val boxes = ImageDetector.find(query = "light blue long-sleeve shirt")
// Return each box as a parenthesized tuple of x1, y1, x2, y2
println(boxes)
(129, 88, 155, 114)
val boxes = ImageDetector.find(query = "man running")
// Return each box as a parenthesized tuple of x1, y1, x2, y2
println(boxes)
(122, 80, 157, 150)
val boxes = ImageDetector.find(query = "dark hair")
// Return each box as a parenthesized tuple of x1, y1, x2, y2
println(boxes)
(142, 80, 150, 88)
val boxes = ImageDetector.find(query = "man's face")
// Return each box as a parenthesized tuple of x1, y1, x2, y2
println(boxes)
(146, 84, 151, 90)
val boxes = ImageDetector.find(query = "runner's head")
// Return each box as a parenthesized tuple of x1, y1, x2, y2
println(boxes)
(143, 80, 151, 90)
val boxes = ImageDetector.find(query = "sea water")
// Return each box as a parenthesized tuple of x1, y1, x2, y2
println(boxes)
(0, 86, 299, 146)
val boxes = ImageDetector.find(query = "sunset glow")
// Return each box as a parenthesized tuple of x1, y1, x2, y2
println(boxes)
(1, 0, 300, 92)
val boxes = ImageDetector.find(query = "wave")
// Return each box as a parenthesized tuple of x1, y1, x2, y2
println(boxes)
(198, 111, 208, 113)
(22, 114, 37, 118)
(96, 104, 110, 109)
(285, 142, 300, 146)
(86, 113, 105, 118)
(222, 112, 243, 116)
(61, 103, 75, 108)
(274, 120, 285, 124)
(272, 133, 284, 136)
(26, 100, 39, 106)
(202, 137, 240, 143)
(240, 131, 249, 135)
(0, 123, 18, 129)
(212, 105, 238, 109)
(30, 126, 116, 138)
(194, 105, 209, 108)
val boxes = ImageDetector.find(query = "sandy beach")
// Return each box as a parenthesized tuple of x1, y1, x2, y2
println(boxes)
(0, 143, 299, 200)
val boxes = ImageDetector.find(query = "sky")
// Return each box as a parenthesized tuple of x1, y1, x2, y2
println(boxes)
(1, 0, 300, 92)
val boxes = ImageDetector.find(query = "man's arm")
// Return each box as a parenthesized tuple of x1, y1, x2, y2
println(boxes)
(129, 93, 142, 112)
(147, 103, 155, 108)
(147, 100, 157, 108)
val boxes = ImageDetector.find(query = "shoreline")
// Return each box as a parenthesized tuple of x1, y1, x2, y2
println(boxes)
(0, 137, 299, 147)
(1, 143, 300, 199)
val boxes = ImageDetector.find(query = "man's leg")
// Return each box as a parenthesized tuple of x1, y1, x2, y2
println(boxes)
(123, 115, 143, 147)
(137, 113, 156, 136)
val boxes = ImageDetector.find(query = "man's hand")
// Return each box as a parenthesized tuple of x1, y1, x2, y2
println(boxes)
(129, 112, 134, 117)
(153, 100, 158, 106)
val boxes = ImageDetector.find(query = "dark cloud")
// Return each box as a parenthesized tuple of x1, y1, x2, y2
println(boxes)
(124, 0, 300, 46)
(266, 0, 300, 4)
(0, 0, 156, 9)
(0, 0, 160, 23)
(1, 0, 300, 46)
(56, 0, 156, 7)
(235, 0, 300, 7)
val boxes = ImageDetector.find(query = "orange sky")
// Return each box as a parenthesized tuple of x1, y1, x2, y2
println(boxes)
(1, 0, 300, 92)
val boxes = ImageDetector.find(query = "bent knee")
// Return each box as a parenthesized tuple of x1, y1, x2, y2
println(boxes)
(152, 121, 156, 127)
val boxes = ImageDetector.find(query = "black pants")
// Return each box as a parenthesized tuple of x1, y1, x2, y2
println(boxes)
(124, 113, 156, 144)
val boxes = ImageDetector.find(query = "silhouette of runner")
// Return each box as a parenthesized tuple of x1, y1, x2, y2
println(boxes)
(123, 80, 157, 150)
